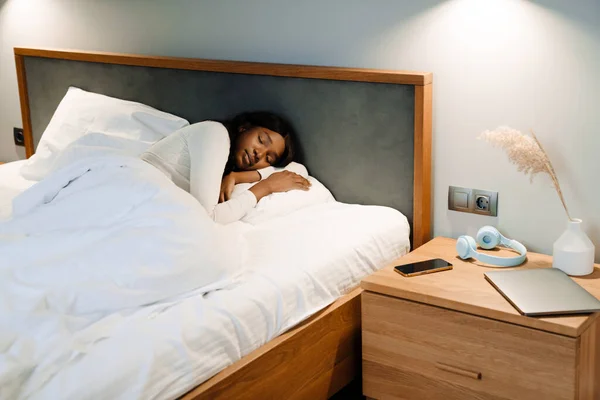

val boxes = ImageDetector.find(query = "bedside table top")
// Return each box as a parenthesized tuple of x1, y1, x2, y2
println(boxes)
(361, 237, 600, 337)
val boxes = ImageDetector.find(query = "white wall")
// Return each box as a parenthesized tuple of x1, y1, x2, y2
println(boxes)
(1, 0, 598, 261)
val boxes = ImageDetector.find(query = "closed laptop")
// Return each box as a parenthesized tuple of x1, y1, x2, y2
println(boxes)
(484, 268, 600, 316)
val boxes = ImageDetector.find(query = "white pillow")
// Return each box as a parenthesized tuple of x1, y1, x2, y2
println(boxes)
(21, 87, 189, 180)
(231, 162, 336, 224)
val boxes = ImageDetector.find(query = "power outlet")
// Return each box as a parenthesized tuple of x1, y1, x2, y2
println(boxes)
(475, 195, 490, 211)
(13, 127, 25, 147)
(448, 186, 498, 216)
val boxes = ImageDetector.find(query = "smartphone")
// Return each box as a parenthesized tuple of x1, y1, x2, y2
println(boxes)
(394, 258, 453, 277)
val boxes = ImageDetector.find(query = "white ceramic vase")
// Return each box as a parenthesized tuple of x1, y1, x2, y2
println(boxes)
(552, 218, 595, 276)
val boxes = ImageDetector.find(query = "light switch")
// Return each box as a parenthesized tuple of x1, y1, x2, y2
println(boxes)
(455, 192, 469, 208)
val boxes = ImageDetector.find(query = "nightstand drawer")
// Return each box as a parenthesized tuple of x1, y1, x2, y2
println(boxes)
(362, 291, 578, 400)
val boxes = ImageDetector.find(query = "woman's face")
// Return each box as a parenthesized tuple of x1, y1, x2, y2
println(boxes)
(233, 126, 285, 171)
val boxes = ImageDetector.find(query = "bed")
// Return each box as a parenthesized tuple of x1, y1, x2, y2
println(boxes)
(4, 47, 432, 399)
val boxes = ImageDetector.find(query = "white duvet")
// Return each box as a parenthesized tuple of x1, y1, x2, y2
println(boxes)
(0, 143, 410, 399)
(0, 145, 247, 398)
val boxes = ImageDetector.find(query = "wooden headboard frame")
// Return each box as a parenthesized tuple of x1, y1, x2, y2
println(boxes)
(14, 47, 432, 247)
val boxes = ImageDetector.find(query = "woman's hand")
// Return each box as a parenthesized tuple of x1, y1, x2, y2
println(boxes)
(249, 171, 311, 202)
(264, 171, 311, 193)
(219, 173, 237, 203)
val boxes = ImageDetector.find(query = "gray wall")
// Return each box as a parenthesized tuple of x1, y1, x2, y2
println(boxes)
(1, 0, 599, 261)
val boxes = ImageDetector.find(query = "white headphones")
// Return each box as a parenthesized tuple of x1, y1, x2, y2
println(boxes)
(456, 226, 527, 267)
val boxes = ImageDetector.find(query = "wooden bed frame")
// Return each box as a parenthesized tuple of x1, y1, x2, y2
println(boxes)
(14, 48, 432, 399)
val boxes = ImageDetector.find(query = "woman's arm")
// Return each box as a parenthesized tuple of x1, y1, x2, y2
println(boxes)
(219, 167, 274, 202)
(249, 171, 311, 202)
(220, 171, 259, 203)
(213, 171, 311, 224)
(231, 170, 261, 184)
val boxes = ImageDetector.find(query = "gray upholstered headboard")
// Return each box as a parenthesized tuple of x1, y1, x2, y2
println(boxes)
(15, 48, 432, 247)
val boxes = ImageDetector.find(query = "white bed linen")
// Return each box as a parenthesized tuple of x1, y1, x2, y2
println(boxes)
(0, 161, 36, 218)
(20, 87, 189, 181)
(1, 154, 245, 317)
(0, 160, 410, 400)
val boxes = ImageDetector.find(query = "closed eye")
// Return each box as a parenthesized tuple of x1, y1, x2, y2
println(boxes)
(263, 131, 273, 145)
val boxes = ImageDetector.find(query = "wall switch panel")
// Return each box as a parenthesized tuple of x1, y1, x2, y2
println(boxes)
(448, 186, 498, 216)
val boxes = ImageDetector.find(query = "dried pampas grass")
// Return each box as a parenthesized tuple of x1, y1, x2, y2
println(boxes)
(479, 126, 572, 221)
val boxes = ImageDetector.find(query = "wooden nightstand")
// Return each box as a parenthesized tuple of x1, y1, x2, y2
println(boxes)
(361, 237, 600, 400)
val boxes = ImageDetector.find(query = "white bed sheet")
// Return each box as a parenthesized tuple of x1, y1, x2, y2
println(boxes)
(0, 161, 36, 218)
(1, 162, 410, 400)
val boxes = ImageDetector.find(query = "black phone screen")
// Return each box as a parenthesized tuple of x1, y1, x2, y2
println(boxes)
(394, 258, 452, 276)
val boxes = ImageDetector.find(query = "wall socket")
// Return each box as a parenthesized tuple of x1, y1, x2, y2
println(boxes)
(448, 186, 498, 216)
(13, 127, 25, 147)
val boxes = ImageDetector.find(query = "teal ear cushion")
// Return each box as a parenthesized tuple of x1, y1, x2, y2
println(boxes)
(456, 235, 477, 259)
(476, 226, 501, 250)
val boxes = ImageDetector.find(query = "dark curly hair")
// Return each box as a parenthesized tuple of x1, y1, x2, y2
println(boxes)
(223, 111, 297, 173)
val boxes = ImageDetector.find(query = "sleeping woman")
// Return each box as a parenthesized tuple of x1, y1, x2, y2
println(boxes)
(141, 111, 311, 224)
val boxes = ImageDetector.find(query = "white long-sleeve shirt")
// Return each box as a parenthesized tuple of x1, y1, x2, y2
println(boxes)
(141, 121, 274, 224)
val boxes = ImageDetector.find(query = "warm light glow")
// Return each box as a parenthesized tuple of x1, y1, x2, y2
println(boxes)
(445, 0, 529, 27)
(1, 0, 75, 43)
(364, 0, 588, 87)
(427, 0, 539, 56)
